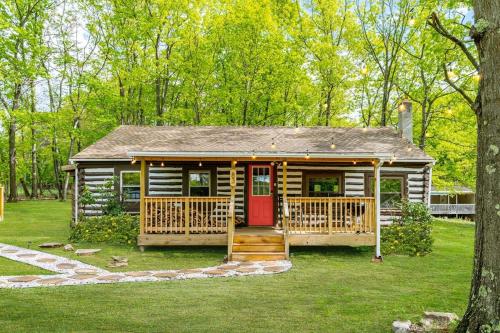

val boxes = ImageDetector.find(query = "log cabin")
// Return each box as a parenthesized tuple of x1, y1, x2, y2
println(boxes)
(67, 101, 434, 261)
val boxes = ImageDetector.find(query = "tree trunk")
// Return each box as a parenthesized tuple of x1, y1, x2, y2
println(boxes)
(8, 118, 17, 202)
(456, 2, 500, 331)
(20, 178, 30, 198)
(30, 80, 38, 199)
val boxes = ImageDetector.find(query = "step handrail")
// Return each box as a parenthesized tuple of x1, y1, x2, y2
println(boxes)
(282, 195, 289, 259)
(227, 195, 236, 260)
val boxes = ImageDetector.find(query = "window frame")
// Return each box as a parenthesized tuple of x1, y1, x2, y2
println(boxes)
(120, 170, 141, 202)
(251, 166, 272, 197)
(302, 172, 344, 197)
(366, 174, 407, 209)
(188, 170, 211, 197)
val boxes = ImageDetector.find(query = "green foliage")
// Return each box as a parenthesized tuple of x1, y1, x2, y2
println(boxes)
(69, 214, 139, 245)
(382, 201, 434, 256)
(94, 177, 123, 216)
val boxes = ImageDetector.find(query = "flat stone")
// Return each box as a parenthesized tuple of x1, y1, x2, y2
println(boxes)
(423, 312, 459, 323)
(263, 266, 284, 272)
(74, 268, 99, 275)
(57, 263, 77, 269)
(69, 274, 98, 280)
(178, 269, 202, 274)
(111, 256, 128, 263)
(125, 271, 151, 277)
(107, 261, 128, 268)
(75, 249, 101, 256)
(153, 272, 179, 278)
(236, 267, 258, 273)
(38, 278, 67, 285)
(238, 262, 256, 266)
(63, 244, 75, 251)
(392, 320, 412, 333)
(205, 269, 227, 276)
(96, 274, 124, 282)
(39, 242, 63, 248)
(1, 249, 18, 253)
(17, 253, 37, 258)
(36, 258, 57, 263)
(8, 275, 40, 283)
(220, 265, 240, 270)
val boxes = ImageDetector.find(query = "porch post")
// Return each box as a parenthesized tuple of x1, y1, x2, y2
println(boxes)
(282, 161, 289, 259)
(140, 159, 146, 237)
(374, 160, 384, 259)
(228, 160, 237, 260)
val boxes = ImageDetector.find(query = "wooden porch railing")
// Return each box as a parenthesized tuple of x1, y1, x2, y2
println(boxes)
(143, 197, 230, 234)
(285, 197, 375, 234)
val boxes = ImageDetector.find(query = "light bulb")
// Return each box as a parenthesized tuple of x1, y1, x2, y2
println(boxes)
(161, 162, 165, 167)
(305, 150, 310, 159)
(409, 18, 415, 26)
(198, 162, 203, 167)
(251, 151, 256, 160)
(353, 161, 357, 165)
(150, 162, 153, 167)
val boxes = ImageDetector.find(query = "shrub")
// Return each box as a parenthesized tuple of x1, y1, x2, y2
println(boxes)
(381, 200, 433, 256)
(70, 214, 139, 245)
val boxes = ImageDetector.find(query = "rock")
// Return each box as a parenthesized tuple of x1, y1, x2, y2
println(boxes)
(63, 244, 74, 251)
(8, 275, 40, 283)
(75, 249, 101, 256)
(39, 242, 63, 248)
(263, 266, 285, 273)
(125, 271, 151, 277)
(56, 263, 77, 269)
(38, 277, 67, 285)
(74, 268, 99, 275)
(392, 321, 412, 333)
(107, 261, 128, 268)
(111, 256, 128, 263)
(204, 269, 227, 276)
(153, 272, 179, 279)
(421, 312, 459, 331)
(36, 258, 57, 263)
(96, 274, 124, 282)
(69, 274, 98, 280)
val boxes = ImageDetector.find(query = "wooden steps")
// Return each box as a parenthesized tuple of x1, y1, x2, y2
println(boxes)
(231, 229, 286, 261)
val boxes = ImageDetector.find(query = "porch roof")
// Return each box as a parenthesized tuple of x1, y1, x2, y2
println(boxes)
(71, 125, 434, 163)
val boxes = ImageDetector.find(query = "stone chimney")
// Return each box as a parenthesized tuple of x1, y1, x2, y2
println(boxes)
(398, 99, 413, 143)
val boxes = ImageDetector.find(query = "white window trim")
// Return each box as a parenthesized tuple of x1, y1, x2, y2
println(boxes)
(188, 170, 211, 196)
(251, 166, 272, 197)
(120, 170, 140, 202)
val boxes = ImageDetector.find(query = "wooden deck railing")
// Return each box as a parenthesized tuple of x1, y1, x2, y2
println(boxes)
(285, 197, 375, 234)
(143, 197, 230, 234)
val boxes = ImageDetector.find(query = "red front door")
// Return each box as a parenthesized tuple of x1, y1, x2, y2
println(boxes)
(248, 164, 274, 226)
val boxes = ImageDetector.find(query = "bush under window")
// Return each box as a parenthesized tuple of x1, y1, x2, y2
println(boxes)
(70, 214, 139, 245)
(381, 201, 433, 256)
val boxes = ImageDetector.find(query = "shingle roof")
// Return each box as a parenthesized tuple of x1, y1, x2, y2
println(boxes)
(71, 125, 434, 162)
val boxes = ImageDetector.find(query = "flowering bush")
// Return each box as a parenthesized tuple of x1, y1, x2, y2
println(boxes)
(381, 201, 433, 256)
(70, 214, 139, 245)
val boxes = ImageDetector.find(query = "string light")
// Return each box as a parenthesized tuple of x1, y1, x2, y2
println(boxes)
(447, 70, 457, 79)
(161, 162, 165, 167)
(361, 66, 368, 75)
(371, 160, 375, 165)
(330, 138, 336, 149)
(399, 103, 406, 112)
(198, 161, 203, 167)
(131, 159, 136, 165)
(473, 73, 481, 81)
(408, 18, 415, 26)
(251, 150, 257, 160)
(362, 127, 368, 132)
(271, 137, 276, 149)
(353, 161, 357, 165)
(305, 150, 310, 159)
(150, 162, 153, 167)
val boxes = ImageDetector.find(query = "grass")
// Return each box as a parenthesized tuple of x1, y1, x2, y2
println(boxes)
(0, 200, 473, 332)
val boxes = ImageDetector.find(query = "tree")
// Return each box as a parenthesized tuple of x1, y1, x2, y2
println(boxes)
(429, 5, 499, 332)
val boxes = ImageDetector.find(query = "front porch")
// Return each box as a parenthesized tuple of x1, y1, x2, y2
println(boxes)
(135, 157, 384, 260)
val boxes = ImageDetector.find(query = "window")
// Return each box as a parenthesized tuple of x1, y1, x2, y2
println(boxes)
(370, 176, 404, 208)
(252, 167, 271, 196)
(189, 171, 210, 196)
(305, 174, 342, 197)
(121, 171, 140, 202)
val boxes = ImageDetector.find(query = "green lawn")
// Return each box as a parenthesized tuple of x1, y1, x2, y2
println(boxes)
(0, 200, 473, 332)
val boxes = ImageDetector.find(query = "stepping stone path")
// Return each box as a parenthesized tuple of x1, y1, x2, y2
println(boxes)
(0, 242, 292, 289)
(39, 242, 64, 248)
